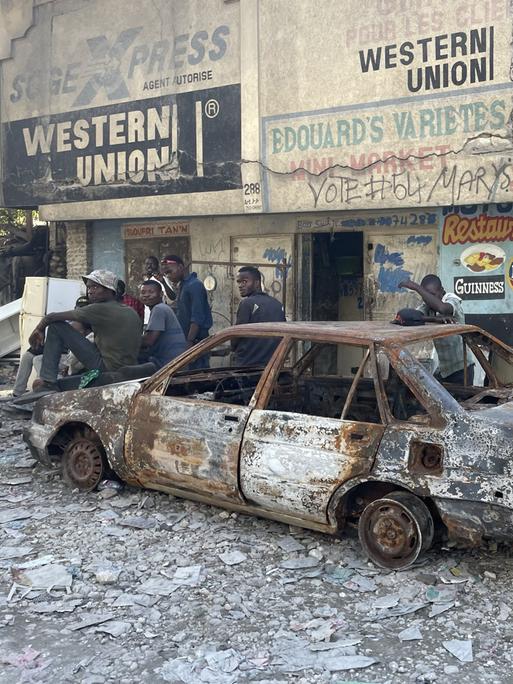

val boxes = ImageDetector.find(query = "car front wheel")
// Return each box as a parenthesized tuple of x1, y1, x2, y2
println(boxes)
(61, 427, 107, 492)
(358, 491, 434, 569)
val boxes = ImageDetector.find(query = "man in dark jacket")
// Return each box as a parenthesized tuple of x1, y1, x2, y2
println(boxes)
(232, 266, 285, 367)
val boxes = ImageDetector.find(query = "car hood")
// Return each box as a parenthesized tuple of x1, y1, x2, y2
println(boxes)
(33, 380, 142, 423)
(470, 400, 513, 430)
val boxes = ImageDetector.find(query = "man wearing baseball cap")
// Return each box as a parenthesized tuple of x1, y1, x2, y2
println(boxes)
(160, 254, 212, 358)
(21, 269, 142, 398)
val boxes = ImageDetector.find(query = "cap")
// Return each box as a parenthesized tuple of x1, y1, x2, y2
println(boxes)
(391, 308, 426, 326)
(82, 269, 118, 293)
(161, 254, 184, 266)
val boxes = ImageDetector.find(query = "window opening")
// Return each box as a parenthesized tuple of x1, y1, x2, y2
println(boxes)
(163, 336, 282, 407)
(402, 331, 513, 411)
(384, 365, 430, 424)
(265, 340, 382, 423)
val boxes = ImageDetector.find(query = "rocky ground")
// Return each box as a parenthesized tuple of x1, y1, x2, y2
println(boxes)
(1, 364, 513, 683)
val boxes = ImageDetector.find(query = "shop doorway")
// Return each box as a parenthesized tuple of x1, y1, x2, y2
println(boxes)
(124, 236, 191, 296)
(309, 232, 364, 374)
(300, 227, 439, 374)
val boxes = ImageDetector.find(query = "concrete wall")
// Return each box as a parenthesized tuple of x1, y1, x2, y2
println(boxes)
(65, 221, 91, 279)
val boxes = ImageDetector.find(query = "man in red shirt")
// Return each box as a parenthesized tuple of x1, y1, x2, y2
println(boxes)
(116, 280, 144, 320)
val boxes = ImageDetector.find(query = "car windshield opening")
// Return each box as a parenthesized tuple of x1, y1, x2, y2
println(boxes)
(401, 331, 513, 410)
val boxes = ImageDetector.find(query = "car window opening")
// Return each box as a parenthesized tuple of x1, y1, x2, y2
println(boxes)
(265, 341, 383, 424)
(163, 337, 281, 407)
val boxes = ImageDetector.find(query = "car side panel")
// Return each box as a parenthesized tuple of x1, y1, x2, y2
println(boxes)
(239, 409, 384, 523)
(25, 382, 140, 482)
(125, 394, 250, 503)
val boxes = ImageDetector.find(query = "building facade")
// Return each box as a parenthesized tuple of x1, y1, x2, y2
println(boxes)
(1, 0, 512, 343)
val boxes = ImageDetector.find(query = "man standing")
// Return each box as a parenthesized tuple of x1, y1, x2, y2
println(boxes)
(143, 255, 160, 281)
(144, 254, 175, 301)
(160, 255, 213, 349)
(139, 280, 187, 369)
(399, 274, 473, 384)
(142, 255, 175, 323)
(232, 266, 286, 367)
(22, 270, 142, 398)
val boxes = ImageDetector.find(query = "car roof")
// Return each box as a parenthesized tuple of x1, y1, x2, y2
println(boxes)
(223, 320, 481, 345)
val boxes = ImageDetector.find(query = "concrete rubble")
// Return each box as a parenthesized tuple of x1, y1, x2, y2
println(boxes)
(0, 370, 513, 683)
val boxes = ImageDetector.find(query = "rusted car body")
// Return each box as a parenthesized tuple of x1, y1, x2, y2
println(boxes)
(24, 321, 513, 568)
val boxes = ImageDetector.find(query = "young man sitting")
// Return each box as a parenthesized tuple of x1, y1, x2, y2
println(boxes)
(19, 270, 142, 400)
(139, 280, 187, 369)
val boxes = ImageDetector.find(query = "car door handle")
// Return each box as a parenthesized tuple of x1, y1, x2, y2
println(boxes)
(224, 415, 239, 422)
(350, 432, 365, 441)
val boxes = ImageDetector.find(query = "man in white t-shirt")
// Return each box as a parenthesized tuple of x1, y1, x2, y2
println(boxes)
(399, 274, 473, 384)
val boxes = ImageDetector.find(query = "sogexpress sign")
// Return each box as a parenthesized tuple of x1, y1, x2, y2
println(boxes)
(2, 85, 241, 205)
(7, 25, 231, 109)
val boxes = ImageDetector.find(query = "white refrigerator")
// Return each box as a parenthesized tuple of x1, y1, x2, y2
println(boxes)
(19, 277, 84, 353)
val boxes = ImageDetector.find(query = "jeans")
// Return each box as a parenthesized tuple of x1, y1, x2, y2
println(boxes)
(188, 331, 210, 370)
(13, 351, 43, 396)
(438, 364, 475, 385)
(40, 321, 105, 384)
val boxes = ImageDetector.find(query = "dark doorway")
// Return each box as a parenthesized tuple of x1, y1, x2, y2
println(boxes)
(311, 231, 364, 374)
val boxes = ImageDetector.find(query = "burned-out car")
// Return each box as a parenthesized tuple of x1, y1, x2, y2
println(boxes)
(24, 321, 513, 569)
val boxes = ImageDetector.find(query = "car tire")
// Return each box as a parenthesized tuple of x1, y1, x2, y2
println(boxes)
(61, 427, 107, 492)
(358, 491, 434, 570)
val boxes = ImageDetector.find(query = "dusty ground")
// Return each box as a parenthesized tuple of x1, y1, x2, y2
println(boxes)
(1, 367, 513, 683)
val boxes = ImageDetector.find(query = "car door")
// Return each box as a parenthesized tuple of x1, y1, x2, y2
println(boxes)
(124, 335, 280, 504)
(239, 341, 385, 523)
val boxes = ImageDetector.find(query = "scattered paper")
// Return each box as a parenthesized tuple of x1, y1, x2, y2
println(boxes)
(443, 639, 473, 663)
(219, 551, 247, 566)
(0, 508, 32, 524)
(398, 626, 423, 641)
(12, 564, 72, 591)
(67, 613, 116, 631)
(139, 578, 179, 596)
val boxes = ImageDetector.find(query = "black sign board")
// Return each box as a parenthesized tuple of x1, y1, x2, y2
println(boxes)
(454, 275, 505, 300)
(1, 84, 241, 206)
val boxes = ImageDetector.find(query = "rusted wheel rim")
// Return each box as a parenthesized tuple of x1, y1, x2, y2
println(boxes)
(62, 438, 104, 491)
(358, 494, 432, 569)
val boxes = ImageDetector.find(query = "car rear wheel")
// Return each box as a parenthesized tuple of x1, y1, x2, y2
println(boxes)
(62, 427, 107, 492)
(358, 491, 434, 569)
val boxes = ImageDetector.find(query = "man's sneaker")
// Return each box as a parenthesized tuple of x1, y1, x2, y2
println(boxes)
(12, 382, 59, 405)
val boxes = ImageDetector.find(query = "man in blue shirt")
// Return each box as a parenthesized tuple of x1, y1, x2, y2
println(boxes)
(139, 281, 187, 369)
(161, 255, 213, 369)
